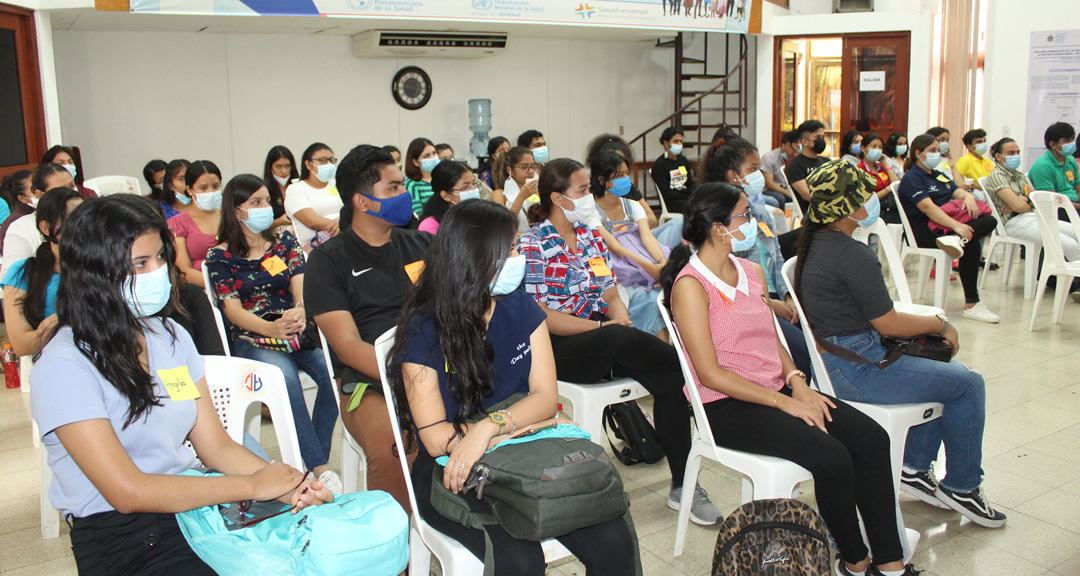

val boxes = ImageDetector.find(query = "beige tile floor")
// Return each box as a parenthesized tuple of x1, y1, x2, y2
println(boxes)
(3, 261, 1080, 575)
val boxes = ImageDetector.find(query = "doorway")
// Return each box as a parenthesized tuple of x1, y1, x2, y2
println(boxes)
(772, 32, 911, 152)
(0, 3, 46, 179)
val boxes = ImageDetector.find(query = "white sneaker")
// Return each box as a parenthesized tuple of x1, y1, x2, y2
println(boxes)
(962, 302, 1000, 324)
(318, 470, 344, 494)
(935, 236, 966, 259)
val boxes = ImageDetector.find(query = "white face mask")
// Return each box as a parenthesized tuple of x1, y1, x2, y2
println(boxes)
(272, 174, 289, 187)
(560, 193, 596, 224)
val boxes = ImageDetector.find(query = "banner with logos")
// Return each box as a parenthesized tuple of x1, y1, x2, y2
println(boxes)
(130, 0, 751, 33)
(1024, 30, 1080, 170)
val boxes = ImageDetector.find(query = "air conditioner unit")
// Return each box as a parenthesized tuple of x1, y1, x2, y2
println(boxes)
(352, 30, 509, 59)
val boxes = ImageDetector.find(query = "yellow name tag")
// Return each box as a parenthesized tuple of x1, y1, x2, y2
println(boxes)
(404, 260, 425, 284)
(936, 174, 951, 183)
(757, 222, 775, 238)
(328, 186, 339, 196)
(588, 257, 612, 277)
(677, 166, 688, 176)
(158, 366, 201, 401)
(261, 255, 288, 276)
(1068, 170, 1075, 183)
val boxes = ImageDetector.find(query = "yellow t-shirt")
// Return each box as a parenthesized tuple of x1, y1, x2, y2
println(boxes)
(955, 153, 995, 181)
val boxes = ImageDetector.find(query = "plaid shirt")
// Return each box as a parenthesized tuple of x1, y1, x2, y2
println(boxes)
(517, 219, 617, 319)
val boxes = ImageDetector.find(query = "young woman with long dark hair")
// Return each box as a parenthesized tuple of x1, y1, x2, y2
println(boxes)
(661, 181, 916, 576)
(142, 159, 167, 197)
(262, 145, 299, 230)
(477, 135, 510, 189)
(31, 194, 332, 575)
(42, 144, 96, 199)
(417, 161, 478, 235)
(2, 163, 72, 266)
(284, 142, 341, 248)
(168, 160, 222, 288)
(205, 174, 342, 492)
(490, 146, 538, 232)
(152, 159, 190, 220)
(404, 137, 439, 215)
(388, 199, 636, 575)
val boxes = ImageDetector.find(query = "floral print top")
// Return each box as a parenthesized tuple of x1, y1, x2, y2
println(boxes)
(205, 231, 305, 339)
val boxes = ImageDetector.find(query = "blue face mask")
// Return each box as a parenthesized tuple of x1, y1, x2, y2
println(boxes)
(176, 191, 192, 206)
(895, 145, 908, 156)
(740, 170, 766, 197)
(63, 164, 77, 178)
(531, 146, 549, 165)
(974, 143, 989, 156)
(1004, 155, 1023, 171)
(723, 217, 758, 252)
(490, 254, 526, 296)
(938, 141, 950, 155)
(316, 163, 336, 183)
(851, 144, 862, 156)
(849, 193, 880, 229)
(923, 152, 942, 170)
(1062, 142, 1078, 156)
(457, 188, 481, 202)
(123, 265, 172, 318)
(420, 157, 440, 174)
(610, 176, 632, 197)
(241, 206, 275, 234)
(669, 144, 683, 156)
(865, 148, 883, 162)
(193, 190, 222, 212)
(361, 191, 414, 226)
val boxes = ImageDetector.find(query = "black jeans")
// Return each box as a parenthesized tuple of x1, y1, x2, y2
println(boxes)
(550, 325, 691, 487)
(910, 214, 996, 304)
(412, 451, 636, 576)
(704, 389, 904, 565)
(70, 511, 215, 576)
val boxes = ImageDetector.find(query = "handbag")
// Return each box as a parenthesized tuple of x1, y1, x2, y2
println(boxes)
(603, 400, 666, 466)
(927, 198, 992, 233)
(817, 333, 953, 369)
(238, 312, 320, 353)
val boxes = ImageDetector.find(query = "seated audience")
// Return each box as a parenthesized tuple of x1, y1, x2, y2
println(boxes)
(389, 199, 637, 575)
(517, 129, 549, 164)
(1, 187, 83, 356)
(651, 127, 696, 215)
(3, 163, 73, 272)
(760, 129, 800, 206)
(785, 119, 830, 215)
(142, 159, 166, 196)
(956, 129, 994, 193)
(478, 136, 510, 189)
(206, 174, 342, 492)
(795, 159, 1005, 530)
(518, 158, 719, 525)
(1027, 121, 1080, 214)
(840, 129, 863, 167)
(898, 136, 999, 323)
(404, 138, 440, 215)
(857, 132, 901, 224)
(284, 143, 341, 248)
(152, 159, 190, 221)
(305, 144, 433, 514)
(884, 132, 909, 179)
(434, 143, 454, 162)
(490, 146, 538, 232)
(32, 194, 331, 575)
(263, 145, 299, 230)
(168, 160, 222, 288)
(662, 182, 916, 576)
(418, 161, 478, 235)
(42, 145, 96, 199)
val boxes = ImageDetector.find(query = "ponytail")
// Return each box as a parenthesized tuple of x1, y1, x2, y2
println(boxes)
(19, 187, 83, 329)
(792, 220, 828, 305)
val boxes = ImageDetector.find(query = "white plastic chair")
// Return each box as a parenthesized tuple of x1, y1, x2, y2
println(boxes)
(650, 177, 681, 226)
(850, 219, 944, 317)
(779, 169, 804, 230)
(780, 258, 943, 562)
(318, 327, 368, 493)
(977, 176, 1041, 299)
(1028, 191, 1080, 330)
(655, 295, 813, 558)
(83, 175, 142, 197)
(557, 378, 650, 447)
(890, 181, 950, 310)
(372, 329, 573, 575)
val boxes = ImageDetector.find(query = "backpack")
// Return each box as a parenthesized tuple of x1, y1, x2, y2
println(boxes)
(603, 400, 666, 465)
(712, 499, 831, 576)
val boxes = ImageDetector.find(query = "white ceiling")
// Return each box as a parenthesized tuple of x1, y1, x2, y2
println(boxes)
(48, 8, 674, 41)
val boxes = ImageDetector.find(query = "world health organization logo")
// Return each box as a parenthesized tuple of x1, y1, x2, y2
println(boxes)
(346, 0, 371, 9)
(472, 0, 493, 9)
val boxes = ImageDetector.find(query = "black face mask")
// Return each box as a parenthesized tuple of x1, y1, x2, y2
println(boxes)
(812, 137, 827, 155)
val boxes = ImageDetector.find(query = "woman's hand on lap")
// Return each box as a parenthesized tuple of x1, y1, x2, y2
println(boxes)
(443, 422, 499, 494)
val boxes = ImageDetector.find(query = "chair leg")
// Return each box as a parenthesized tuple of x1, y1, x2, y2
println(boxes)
(1000, 244, 1015, 286)
(40, 447, 59, 539)
(916, 256, 931, 301)
(933, 256, 949, 311)
(1029, 273, 1050, 331)
(342, 438, 360, 493)
(408, 525, 433, 576)
(1023, 246, 1038, 299)
(1052, 275, 1070, 324)
(980, 240, 996, 292)
(673, 448, 704, 558)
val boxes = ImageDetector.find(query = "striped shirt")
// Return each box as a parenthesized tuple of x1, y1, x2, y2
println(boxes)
(672, 254, 785, 403)
(517, 219, 617, 318)
(404, 178, 434, 215)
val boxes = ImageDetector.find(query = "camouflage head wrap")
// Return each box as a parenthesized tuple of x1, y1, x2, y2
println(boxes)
(805, 159, 877, 224)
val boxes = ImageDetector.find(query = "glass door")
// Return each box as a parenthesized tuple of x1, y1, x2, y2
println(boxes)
(0, 6, 45, 178)
(841, 33, 910, 137)
(773, 39, 800, 147)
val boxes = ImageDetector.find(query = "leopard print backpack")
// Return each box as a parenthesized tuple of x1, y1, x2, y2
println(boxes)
(712, 499, 831, 575)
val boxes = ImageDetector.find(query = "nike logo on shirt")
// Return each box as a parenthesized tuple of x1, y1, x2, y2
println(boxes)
(352, 268, 373, 277)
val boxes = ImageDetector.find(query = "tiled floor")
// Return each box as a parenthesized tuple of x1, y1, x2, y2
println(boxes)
(4, 260, 1080, 575)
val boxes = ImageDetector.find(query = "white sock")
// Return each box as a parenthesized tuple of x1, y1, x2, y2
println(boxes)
(879, 569, 906, 576)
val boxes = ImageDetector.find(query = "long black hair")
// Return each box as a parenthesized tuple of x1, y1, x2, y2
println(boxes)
(219, 174, 275, 257)
(703, 137, 757, 184)
(904, 134, 939, 172)
(263, 145, 298, 210)
(584, 133, 633, 168)
(475, 136, 509, 177)
(419, 161, 472, 225)
(0, 170, 30, 210)
(884, 132, 907, 159)
(299, 142, 332, 181)
(840, 129, 862, 157)
(659, 183, 744, 310)
(527, 158, 584, 224)
(142, 159, 166, 195)
(494, 146, 534, 188)
(16, 187, 83, 329)
(387, 200, 519, 450)
(589, 152, 627, 198)
(860, 133, 884, 160)
(53, 194, 183, 428)
(158, 159, 190, 206)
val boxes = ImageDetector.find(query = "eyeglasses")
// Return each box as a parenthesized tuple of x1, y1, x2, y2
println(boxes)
(729, 210, 752, 223)
(512, 163, 541, 172)
(310, 157, 337, 166)
(231, 470, 312, 528)
(451, 179, 482, 193)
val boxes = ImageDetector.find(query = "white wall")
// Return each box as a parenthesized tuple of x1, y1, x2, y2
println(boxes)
(52, 30, 673, 180)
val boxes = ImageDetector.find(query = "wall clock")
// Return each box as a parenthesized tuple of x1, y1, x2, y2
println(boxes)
(392, 66, 432, 111)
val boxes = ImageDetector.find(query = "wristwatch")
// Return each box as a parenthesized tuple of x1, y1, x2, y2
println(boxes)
(488, 411, 507, 435)
(936, 314, 949, 337)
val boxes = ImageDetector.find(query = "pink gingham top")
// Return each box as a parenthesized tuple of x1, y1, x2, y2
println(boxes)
(672, 254, 785, 403)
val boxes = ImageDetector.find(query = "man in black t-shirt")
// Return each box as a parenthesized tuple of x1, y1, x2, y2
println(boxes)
(785, 119, 830, 216)
(650, 126, 694, 214)
(304, 144, 432, 513)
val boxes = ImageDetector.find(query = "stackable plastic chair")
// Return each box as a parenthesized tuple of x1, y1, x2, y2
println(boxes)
(976, 177, 1041, 299)
(890, 182, 950, 310)
(557, 378, 650, 445)
(1028, 191, 1080, 330)
(83, 175, 142, 197)
(850, 219, 944, 317)
(319, 327, 367, 493)
(649, 175, 682, 225)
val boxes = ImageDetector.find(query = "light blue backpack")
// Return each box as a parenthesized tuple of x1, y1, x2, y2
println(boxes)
(175, 471, 409, 576)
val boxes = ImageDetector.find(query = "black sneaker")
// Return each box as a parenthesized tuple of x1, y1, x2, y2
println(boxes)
(869, 564, 923, 575)
(936, 486, 1007, 528)
(900, 468, 949, 509)
(836, 558, 863, 576)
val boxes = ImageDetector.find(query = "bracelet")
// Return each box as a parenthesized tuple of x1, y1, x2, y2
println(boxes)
(772, 391, 780, 410)
(783, 370, 804, 385)
(596, 319, 602, 329)
(501, 410, 517, 435)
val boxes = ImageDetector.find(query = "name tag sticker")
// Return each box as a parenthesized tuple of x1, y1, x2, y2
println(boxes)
(677, 166, 688, 176)
(588, 257, 612, 277)
(404, 260, 425, 284)
(328, 186, 339, 196)
(936, 174, 951, 183)
(261, 255, 288, 276)
(1068, 171, 1075, 183)
(158, 366, 201, 401)
(757, 222, 775, 238)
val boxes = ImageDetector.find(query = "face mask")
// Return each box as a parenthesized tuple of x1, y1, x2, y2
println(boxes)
(974, 143, 989, 156)
(740, 170, 766, 197)
(531, 146, 549, 165)
(560, 193, 595, 224)
(361, 191, 413, 226)
(241, 206, 275, 233)
(610, 176, 632, 197)
(420, 157, 440, 174)
(1004, 155, 1023, 171)
(923, 152, 942, 170)
(723, 217, 758, 253)
(669, 144, 683, 156)
(851, 144, 862, 156)
(273, 174, 289, 187)
(780, 151, 788, 161)
(315, 163, 336, 183)
(1062, 142, 1078, 156)
(938, 141, 950, 155)
(866, 148, 883, 162)
(848, 193, 880, 229)
(456, 188, 481, 203)
(896, 145, 908, 156)
(28, 196, 39, 209)
(812, 137, 827, 154)
(63, 164, 77, 178)
(796, 143, 803, 154)
(176, 191, 192, 206)
(490, 254, 526, 296)
(123, 265, 172, 318)
(193, 190, 222, 212)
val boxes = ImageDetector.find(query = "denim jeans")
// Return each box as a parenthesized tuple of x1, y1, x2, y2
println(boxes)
(821, 330, 987, 492)
(651, 216, 684, 249)
(232, 340, 338, 470)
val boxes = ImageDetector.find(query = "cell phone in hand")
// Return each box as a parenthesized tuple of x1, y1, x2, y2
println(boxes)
(510, 422, 557, 439)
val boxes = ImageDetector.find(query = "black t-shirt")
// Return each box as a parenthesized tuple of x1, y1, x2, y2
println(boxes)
(784, 154, 828, 214)
(304, 226, 432, 384)
(799, 230, 894, 339)
(650, 154, 694, 214)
